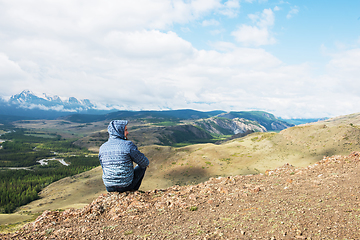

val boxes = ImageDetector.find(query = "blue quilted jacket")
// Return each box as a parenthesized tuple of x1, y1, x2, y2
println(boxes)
(99, 120, 149, 188)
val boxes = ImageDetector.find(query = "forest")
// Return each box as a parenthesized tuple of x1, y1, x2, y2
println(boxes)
(0, 123, 100, 213)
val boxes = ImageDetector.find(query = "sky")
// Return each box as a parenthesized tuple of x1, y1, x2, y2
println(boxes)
(0, 0, 360, 119)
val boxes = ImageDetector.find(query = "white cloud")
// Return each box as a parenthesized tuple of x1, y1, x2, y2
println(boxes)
(286, 6, 299, 19)
(103, 30, 194, 60)
(0, 0, 223, 34)
(0, 53, 26, 78)
(291, 48, 360, 117)
(218, 0, 240, 18)
(181, 27, 191, 33)
(0, 0, 223, 100)
(210, 29, 225, 35)
(231, 25, 275, 46)
(231, 8, 275, 46)
(274, 6, 280, 11)
(327, 48, 360, 80)
(331, 47, 360, 63)
(0, 53, 34, 97)
(257, 8, 275, 28)
(0, 1, 311, 117)
(209, 41, 237, 52)
(202, 19, 220, 26)
(248, 13, 260, 22)
(334, 41, 347, 50)
(0, 0, 359, 119)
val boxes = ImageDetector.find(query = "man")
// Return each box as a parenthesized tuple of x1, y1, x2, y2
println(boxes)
(99, 120, 149, 193)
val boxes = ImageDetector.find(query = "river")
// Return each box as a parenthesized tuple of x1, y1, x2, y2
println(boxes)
(37, 158, 70, 166)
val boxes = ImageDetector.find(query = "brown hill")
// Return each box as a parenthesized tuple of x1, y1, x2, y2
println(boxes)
(6, 113, 360, 226)
(2, 151, 360, 239)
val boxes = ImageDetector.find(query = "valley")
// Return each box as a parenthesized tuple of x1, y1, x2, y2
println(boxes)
(1, 110, 358, 230)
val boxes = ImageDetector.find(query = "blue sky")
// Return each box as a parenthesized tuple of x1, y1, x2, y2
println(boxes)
(0, 0, 360, 118)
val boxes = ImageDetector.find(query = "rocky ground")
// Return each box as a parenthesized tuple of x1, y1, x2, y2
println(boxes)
(2, 152, 360, 239)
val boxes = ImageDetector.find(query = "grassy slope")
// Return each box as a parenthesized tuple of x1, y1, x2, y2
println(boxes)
(3, 113, 360, 226)
(19, 167, 106, 213)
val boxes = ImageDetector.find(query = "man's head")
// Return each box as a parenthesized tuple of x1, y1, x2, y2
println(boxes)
(124, 125, 129, 139)
(107, 120, 128, 139)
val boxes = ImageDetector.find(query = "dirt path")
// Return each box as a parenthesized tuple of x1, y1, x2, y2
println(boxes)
(2, 152, 360, 239)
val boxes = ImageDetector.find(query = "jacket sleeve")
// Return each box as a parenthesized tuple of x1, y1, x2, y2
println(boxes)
(129, 142, 149, 168)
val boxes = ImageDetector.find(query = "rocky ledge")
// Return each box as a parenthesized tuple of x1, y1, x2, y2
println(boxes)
(2, 152, 360, 239)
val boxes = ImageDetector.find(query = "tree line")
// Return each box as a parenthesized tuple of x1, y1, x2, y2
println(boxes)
(0, 125, 100, 213)
(0, 128, 89, 167)
(0, 156, 99, 213)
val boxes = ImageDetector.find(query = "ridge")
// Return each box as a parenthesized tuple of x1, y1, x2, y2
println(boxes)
(2, 152, 360, 239)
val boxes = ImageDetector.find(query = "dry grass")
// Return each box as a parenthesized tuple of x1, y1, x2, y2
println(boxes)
(4, 113, 360, 226)
(13, 119, 108, 139)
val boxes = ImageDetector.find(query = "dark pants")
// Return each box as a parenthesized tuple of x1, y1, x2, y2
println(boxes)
(106, 165, 147, 193)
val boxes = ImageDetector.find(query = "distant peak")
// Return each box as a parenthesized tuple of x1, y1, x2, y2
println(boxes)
(6, 90, 97, 112)
(19, 89, 34, 96)
(41, 93, 62, 102)
(21, 89, 32, 93)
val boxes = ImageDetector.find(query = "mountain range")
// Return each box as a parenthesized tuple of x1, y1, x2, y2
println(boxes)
(8, 90, 95, 110)
(0, 90, 113, 119)
(0, 90, 323, 128)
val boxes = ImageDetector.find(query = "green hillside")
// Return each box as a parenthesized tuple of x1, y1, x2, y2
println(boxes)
(63, 109, 226, 123)
(219, 111, 294, 131)
(5, 113, 360, 226)
(3, 111, 359, 227)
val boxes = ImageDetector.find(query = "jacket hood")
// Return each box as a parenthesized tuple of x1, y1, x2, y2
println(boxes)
(107, 120, 128, 139)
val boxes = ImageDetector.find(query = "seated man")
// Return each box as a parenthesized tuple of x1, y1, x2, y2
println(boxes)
(99, 120, 149, 193)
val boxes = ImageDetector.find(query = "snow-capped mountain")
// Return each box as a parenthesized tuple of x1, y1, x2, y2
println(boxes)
(7, 90, 95, 112)
(0, 90, 116, 119)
